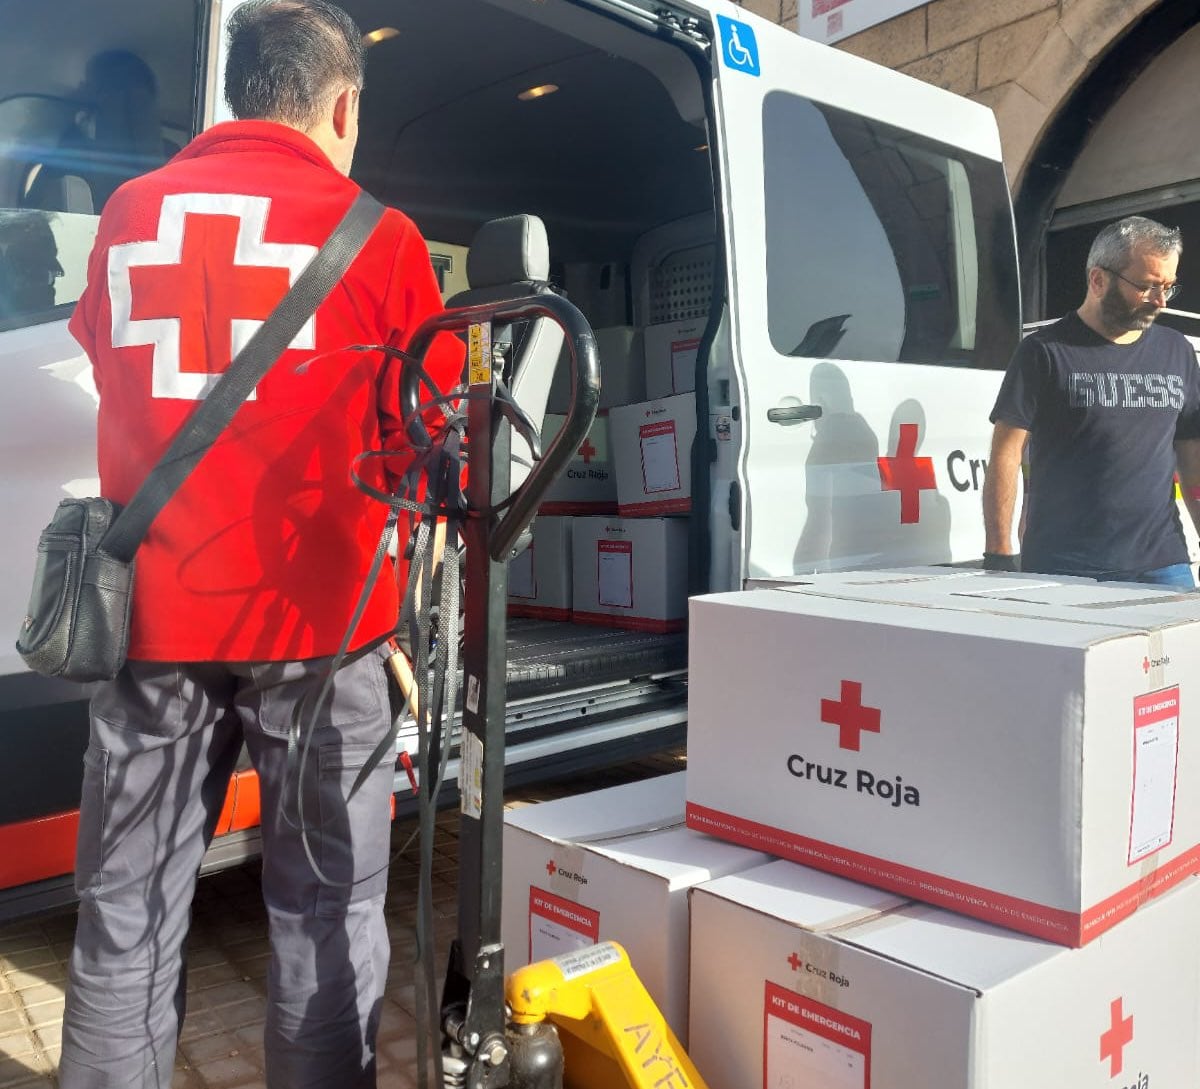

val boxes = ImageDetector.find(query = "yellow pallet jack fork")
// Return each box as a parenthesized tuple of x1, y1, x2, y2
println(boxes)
(507, 942, 708, 1089)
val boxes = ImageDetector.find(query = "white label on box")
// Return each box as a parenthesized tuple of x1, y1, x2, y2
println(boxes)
(553, 941, 622, 980)
(763, 982, 870, 1089)
(509, 542, 536, 599)
(528, 887, 600, 963)
(639, 419, 681, 494)
(1129, 687, 1180, 863)
(597, 539, 634, 608)
(671, 337, 700, 393)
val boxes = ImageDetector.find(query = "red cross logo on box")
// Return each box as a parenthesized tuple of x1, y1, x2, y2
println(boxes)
(820, 680, 881, 751)
(109, 193, 317, 401)
(546, 859, 557, 877)
(1100, 997, 1133, 1077)
(578, 437, 598, 463)
(878, 422, 937, 524)
(787, 952, 803, 972)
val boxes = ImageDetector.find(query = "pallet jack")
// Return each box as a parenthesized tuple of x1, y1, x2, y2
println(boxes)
(395, 293, 709, 1089)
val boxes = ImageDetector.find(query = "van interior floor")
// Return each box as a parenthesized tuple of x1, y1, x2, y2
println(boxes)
(505, 618, 686, 700)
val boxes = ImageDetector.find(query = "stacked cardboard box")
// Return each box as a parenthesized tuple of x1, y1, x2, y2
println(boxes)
(507, 516, 572, 620)
(570, 515, 689, 632)
(689, 861, 1200, 1088)
(529, 320, 701, 631)
(501, 772, 771, 1043)
(609, 392, 696, 517)
(539, 319, 698, 632)
(567, 321, 701, 630)
(685, 569, 1200, 944)
(644, 317, 703, 400)
(679, 568, 1200, 1087)
(537, 412, 618, 517)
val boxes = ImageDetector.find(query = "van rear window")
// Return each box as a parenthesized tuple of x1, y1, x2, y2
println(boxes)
(762, 92, 1018, 369)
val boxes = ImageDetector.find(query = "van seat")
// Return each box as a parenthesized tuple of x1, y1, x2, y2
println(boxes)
(446, 214, 563, 494)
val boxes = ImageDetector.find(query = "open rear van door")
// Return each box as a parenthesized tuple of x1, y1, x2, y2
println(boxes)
(707, 10, 1020, 580)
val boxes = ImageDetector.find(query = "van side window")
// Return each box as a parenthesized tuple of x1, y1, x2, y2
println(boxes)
(0, 2, 199, 331)
(762, 92, 1018, 369)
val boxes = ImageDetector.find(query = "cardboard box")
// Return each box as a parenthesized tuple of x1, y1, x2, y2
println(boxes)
(645, 318, 704, 399)
(690, 860, 1200, 1089)
(685, 570, 1200, 945)
(547, 325, 646, 413)
(538, 412, 617, 515)
(507, 516, 572, 621)
(610, 393, 696, 516)
(771, 568, 1200, 691)
(571, 516, 688, 631)
(502, 772, 771, 1043)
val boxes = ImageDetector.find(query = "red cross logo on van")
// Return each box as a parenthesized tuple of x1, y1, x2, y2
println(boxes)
(1100, 997, 1133, 1077)
(820, 680, 881, 751)
(878, 422, 937, 524)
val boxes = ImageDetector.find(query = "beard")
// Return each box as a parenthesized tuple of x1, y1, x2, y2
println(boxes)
(1099, 279, 1161, 333)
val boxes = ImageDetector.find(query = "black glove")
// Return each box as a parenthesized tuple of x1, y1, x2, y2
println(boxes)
(982, 552, 1020, 572)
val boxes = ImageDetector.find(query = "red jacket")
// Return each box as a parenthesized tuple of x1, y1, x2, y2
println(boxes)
(70, 121, 461, 661)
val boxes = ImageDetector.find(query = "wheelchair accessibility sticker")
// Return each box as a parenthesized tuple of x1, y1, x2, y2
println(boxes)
(716, 15, 760, 76)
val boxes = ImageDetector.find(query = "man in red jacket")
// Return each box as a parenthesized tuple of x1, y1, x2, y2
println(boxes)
(58, 3, 460, 1086)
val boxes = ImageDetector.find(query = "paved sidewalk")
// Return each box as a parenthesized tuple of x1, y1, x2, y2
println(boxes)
(0, 751, 685, 1088)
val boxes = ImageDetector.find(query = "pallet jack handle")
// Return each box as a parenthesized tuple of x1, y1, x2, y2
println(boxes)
(400, 292, 601, 560)
(400, 293, 600, 1088)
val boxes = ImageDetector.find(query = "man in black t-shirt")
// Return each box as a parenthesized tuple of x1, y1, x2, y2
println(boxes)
(983, 215, 1200, 587)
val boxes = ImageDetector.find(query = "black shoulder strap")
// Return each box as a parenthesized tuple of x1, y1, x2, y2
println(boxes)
(100, 190, 385, 562)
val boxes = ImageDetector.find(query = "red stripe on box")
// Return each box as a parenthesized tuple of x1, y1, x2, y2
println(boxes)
(687, 803, 1200, 945)
(618, 498, 691, 516)
(685, 802, 1087, 943)
(571, 610, 685, 633)
(539, 501, 619, 516)
(507, 604, 571, 622)
(1080, 843, 1200, 938)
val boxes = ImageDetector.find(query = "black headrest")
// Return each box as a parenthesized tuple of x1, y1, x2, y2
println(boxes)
(466, 214, 550, 288)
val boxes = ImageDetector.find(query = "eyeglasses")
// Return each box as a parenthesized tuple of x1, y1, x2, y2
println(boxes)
(1101, 267, 1180, 302)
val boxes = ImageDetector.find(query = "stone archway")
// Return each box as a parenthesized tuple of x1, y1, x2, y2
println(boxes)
(1005, 0, 1200, 302)
(977, 0, 1158, 191)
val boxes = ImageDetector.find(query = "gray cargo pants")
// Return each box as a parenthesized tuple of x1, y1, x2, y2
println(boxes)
(58, 647, 396, 1089)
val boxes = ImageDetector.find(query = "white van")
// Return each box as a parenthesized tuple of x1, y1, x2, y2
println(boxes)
(0, 0, 1019, 917)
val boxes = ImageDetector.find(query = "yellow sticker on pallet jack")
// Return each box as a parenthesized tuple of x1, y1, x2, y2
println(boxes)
(468, 322, 492, 385)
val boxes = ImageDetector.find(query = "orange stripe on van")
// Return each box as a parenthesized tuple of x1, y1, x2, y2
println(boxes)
(0, 810, 79, 889)
(0, 770, 265, 892)
(226, 769, 262, 833)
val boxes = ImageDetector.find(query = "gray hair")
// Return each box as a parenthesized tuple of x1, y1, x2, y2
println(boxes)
(224, 0, 365, 131)
(1086, 215, 1181, 273)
